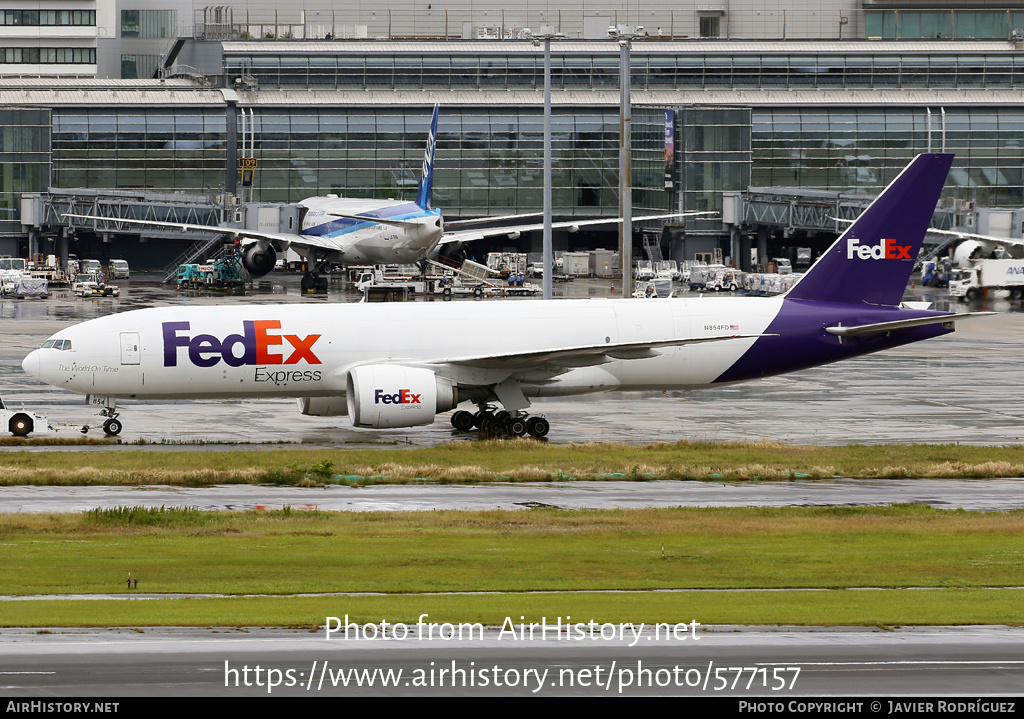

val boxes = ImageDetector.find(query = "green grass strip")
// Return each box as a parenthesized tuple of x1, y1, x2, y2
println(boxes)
(4, 589, 1023, 628)
(0, 440, 1023, 485)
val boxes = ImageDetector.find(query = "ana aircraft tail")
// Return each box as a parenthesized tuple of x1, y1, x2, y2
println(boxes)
(415, 105, 439, 210)
(786, 153, 954, 307)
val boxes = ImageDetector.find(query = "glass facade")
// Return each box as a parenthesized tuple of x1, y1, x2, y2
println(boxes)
(867, 10, 1024, 39)
(238, 107, 629, 217)
(681, 108, 752, 225)
(0, 108, 50, 233)
(225, 50, 1024, 91)
(121, 54, 161, 80)
(0, 10, 95, 26)
(121, 10, 178, 39)
(37, 102, 1024, 224)
(0, 48, 96, 64)
(51, 109, 227, 191)
(752, 108, 1024, 206)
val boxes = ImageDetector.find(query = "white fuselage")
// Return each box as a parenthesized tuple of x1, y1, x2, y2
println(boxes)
(22, 297, 782, 402)
(297, 197, 444, 265)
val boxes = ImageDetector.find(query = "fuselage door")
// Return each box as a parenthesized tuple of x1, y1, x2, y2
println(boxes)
(120, 332, 140, 365)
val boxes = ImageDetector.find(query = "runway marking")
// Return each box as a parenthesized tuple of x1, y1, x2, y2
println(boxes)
(760, 660, 1024, 667)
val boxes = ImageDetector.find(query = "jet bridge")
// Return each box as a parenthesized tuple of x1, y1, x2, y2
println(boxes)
(723, 187, 958, 237)
(20, 188, 227, 268)
(717, 187, 960, 270)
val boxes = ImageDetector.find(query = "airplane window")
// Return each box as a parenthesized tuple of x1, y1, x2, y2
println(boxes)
(62, 340, 72, 351)
(55, 340, 66, 350)
(42, 340, 55, 348)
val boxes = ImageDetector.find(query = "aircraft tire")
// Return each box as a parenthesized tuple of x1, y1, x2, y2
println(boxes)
(509, 418, 528, 437)
(526, 416, 550, 438)
(9, 413, 33, 437)
(478, 416, 501, 440)
(103, 418, 123, 436)
(451, 410, 475, 432)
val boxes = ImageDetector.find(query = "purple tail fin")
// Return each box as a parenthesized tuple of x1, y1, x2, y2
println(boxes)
(786, 153, 954, 307)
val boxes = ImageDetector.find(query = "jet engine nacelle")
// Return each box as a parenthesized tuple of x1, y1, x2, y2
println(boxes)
(346, 365, 457, 429)
(297, 396, 348, 416)
(241, 243, 278, 278)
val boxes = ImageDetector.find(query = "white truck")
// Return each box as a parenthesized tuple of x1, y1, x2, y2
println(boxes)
(949, 259, 1024, 301)
(354, 269, 431, 295)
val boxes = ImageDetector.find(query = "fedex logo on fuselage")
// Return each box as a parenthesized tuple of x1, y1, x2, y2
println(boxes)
(846, 237, 912, 260)
(162, 320, 322, 368)
(375, 389, 421, 405)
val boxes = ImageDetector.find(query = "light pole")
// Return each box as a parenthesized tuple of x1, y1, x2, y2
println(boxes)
(533, 26, 563, 300)
(609, 25, 642, 297)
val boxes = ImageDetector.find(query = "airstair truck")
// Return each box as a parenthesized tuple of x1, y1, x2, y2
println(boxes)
(949, 259, 1024, 301)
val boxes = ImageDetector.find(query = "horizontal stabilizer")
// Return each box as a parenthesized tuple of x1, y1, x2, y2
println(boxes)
(328, 212, 422, 228)
(826, 312, 994, 338)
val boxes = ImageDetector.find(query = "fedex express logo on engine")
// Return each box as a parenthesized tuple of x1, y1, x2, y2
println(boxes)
(846, 237, 912, 260)
(375, 389, 421, 405)
(162, 320, 321, 368)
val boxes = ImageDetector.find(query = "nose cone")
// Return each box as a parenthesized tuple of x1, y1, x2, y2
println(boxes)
(22, 349, 40, 380)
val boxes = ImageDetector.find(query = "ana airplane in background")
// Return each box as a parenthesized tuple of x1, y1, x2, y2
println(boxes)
(63, 105, 704, 286)
(924, 227, 1024, 267)
(25, 153, 989, 438)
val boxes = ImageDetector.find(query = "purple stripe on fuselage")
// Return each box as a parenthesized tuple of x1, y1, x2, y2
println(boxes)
(714, 299, 954, 384)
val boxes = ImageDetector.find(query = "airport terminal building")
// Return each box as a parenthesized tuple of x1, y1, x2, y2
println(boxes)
(3, 0, 1024, 266)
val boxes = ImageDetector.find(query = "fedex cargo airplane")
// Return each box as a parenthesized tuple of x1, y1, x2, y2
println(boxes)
(23, 153, 987, 438)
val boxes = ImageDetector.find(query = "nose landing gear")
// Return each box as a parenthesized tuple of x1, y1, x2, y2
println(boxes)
(94, 398, 123, 436)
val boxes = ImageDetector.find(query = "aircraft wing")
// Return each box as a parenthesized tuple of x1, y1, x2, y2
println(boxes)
(60, 213, 348, 254)
(831, 218, 1024, 249)
(439, 212, 717, 244)
(445, 212, 544, 227)
(428, 333, 773, 370)
(925, 227, 1024, 248)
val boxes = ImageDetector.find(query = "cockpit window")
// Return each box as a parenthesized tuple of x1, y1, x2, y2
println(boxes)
(41, 340, 55, 348)
(59, 340, 71, 350)
(42, 339, 72, 350)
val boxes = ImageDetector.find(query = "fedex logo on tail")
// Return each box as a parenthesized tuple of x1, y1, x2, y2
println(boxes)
(846, 237, 912, 260)
(375, 389, 421, 405)
(163, 320, 322, 368)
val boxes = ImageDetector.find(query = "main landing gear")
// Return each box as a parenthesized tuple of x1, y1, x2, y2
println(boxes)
(300, 252, 331, 294)
(450, 406, 550, 439)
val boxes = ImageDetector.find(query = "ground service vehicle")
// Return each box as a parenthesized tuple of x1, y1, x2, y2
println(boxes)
(949, 259, 1024, 300)
(109, 259, 130, 279)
